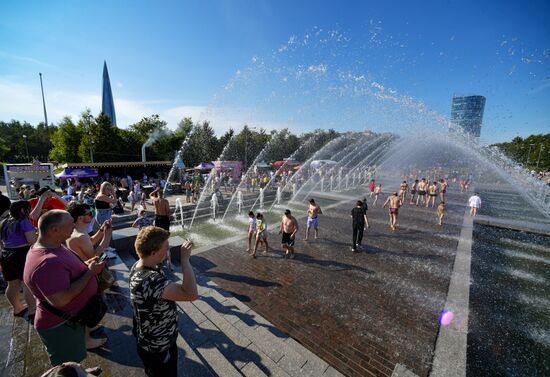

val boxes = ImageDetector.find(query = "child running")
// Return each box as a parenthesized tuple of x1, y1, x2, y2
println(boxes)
(372, 184, 382, 206)
(437, 201, 446, 226)
(246, 211, 256, 252)
(251, 213, 269, 258)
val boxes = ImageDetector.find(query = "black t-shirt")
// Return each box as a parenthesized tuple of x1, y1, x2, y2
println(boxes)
(351, 206, 366, 225)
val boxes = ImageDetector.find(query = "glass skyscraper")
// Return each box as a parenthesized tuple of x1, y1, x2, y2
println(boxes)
(450, 95, 485, 138)
(102, 61, 117, 126)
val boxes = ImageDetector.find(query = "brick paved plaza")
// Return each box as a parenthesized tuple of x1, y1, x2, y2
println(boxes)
(193, 191, 467, 377)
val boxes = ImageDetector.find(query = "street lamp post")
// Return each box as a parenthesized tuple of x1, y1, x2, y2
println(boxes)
(526, 143, 535, 166)
(22, 134, 29, 161)
(85, 113, 94, 162)
(536, 144, 545, 168)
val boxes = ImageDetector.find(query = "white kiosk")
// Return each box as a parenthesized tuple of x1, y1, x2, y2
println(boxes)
(3, 161, 56, 200)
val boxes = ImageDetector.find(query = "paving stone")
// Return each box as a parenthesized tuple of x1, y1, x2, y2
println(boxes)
(178, 301, 208, 325)
(195, 342, 243, 377)
(245, 343, 292, 377)
(233, 320, 285, 363)
(241, 361, 269, 377)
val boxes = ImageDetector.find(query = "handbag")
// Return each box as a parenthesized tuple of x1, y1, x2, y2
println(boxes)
(40, 292, 107, 328)
(97, 266, 115, 291)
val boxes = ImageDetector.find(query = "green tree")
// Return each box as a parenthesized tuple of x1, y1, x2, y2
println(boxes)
(49, 117, 83, 163)
(128, 114, 173, 161)
(78, 111, 126, 162)
(0, 136, 9, 161)
(183, 121, 219, 167)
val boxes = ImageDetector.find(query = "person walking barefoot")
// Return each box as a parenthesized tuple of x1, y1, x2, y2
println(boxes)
(372, 184, 382, 206)
(304, 198, 322, 240)
(279, 209, 298, 258)
(468, 193, 481, 217)
(246, 211, 256, 252)
(437, 201, 446, 226)
(382, 192, 401, 231)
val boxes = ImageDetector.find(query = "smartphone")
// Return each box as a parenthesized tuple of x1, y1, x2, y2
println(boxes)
(98, 253, 108, 262)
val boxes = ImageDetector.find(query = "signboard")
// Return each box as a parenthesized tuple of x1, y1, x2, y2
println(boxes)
(3, 162, 56, 200)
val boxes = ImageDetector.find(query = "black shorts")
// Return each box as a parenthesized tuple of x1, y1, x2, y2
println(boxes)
(418, 191, 426, 196)
(411, 190, 417, 195)
(154, 215, 170, 231)
(281, 232, 295, 247)
(0, 245, 31, 281)
(137, 343, 177, 377)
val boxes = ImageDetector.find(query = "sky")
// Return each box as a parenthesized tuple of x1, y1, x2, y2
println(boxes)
(0, 0, 549, 143)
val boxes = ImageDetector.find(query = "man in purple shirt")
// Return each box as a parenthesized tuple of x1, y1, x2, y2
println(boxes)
(24, 210, 105, 365)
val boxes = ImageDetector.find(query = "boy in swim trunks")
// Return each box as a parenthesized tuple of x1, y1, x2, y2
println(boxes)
(372, 184, 382, 206)
(399, 181, 408, 205)
(439, 179, 448, 203)
(416, 178, 427, 206)
(409, 179, 419, 205)
(382, 192, 401, 231)
(427, 181, 438, 208)
(279, 209, 298, 258)
(305, 198, 322, 240)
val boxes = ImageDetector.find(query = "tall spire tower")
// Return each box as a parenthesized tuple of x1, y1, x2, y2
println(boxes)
(102, 61, 117, 126)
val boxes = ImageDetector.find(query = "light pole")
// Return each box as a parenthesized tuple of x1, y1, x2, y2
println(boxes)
(22, 134, 29, 161)
(536, 144, 545, 167)
(526, 143, 535, 166)
(84, 113, 94, 162)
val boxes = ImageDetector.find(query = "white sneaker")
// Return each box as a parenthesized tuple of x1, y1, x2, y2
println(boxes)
(104, 250, 117, 259)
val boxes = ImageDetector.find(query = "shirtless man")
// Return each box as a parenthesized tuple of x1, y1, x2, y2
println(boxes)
(416, 178, 427, 206)
(279, 209, 299, 258)
(66, 202, 113, 261)
(409, 179, 419, 205)
(150, 188, 172, 269)
(439, 179, 448, 203)
(150, 188, 170, 231)
(382, 192, 401, 230)
(372, 184, 382, 206)
(305, 198, 322, 240)
(399, 181, 408, 205)
(426, 181, 438, 208)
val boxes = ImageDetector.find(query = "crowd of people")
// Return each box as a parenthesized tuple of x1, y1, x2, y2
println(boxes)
(242, 176, 482, 257)
(0, 171, 201, 377)
(0, 169, 485, 377)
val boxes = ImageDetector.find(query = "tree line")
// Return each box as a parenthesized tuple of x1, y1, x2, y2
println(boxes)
(491, 134, 550, 171)
(0, 111, 339, 170)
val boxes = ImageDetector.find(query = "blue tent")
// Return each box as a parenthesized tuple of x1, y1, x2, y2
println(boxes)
(55, 167, 99, 179)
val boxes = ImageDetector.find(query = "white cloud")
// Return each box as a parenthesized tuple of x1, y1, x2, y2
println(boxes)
(0, 76, 295, 135)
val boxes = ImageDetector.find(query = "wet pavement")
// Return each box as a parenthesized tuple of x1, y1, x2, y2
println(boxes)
(467, 189, 550, 376)
(3, 183, 546, 376)
(192, 189, 468, 377)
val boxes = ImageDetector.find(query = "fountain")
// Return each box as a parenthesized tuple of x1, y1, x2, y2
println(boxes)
(276, 185, 282, 204)
(173, 197, 185, 230)
(237, 190, 243, 214)
(210, 191, 218, 220)
(259, 188, 264, 209)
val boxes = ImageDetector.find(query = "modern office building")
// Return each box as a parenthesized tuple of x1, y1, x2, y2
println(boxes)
(102, 61, 117, 126)
(450, 94, 486, 137)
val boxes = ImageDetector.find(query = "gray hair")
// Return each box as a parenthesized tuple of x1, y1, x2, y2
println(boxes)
(38, 210, 69, 234)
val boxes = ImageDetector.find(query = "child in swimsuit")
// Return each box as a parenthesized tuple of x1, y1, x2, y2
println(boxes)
(246, 211, 256, 252)
(437, 201, 446, 226)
